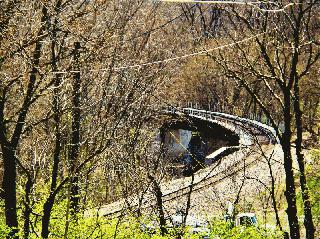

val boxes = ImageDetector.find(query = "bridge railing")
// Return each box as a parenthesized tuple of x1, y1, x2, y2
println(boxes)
(164, 106, 279, 144)
(171, 102, 285, 128)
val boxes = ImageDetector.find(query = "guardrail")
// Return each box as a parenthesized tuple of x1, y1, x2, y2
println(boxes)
(164, 107, 279, 144)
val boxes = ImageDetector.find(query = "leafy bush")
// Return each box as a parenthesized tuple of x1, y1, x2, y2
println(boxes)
(209, 219, 283, 239)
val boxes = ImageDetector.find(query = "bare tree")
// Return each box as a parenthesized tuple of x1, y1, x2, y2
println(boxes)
(209, 1, 320, 238)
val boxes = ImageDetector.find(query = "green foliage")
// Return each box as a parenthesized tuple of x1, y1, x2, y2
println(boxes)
(209, 220, 283, 239)
(306, 148, 320, 230)
(0, 209, 284, 239)
(0, 196, 283, 239)
(0, 219, 10, 239)
(0, 200, 10, 238)
(294, 145, 320, 238)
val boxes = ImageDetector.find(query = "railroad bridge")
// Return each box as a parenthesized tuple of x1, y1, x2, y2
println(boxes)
(95, 107, 280, 218)
(164, 107, 278, 145)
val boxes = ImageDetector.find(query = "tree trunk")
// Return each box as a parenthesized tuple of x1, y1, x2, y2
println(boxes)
(70, 41, 81, 213)
(41, 79, 62, 238)
(266, 153, 283, 232)
(148, 174, 167, 236)
(23, 176, 32, 239)
(281, 93, 300, 239)
(294, 79, 315, 239)
(41, 9, 64, 235)
(1, 146, 18, 238)
(183, 173, 194, 226)
(41, 196, 55, 238)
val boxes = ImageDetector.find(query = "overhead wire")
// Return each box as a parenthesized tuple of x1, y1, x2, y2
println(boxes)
(51, 32, 265, 75)
(45, 0, 282, 75)
(156, 0, 298, 13)
(104, 32, 265, 72)
(49, 4, 207, 74)
(48, 0, 287, 75)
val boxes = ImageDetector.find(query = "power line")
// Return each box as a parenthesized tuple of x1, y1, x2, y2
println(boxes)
(157, 0, 297, 13)
(51, 32, 264, 74)
(112, 32, 264, 71)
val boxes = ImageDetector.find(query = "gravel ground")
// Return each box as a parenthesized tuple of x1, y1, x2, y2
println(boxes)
(95, 143, 286, 225)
